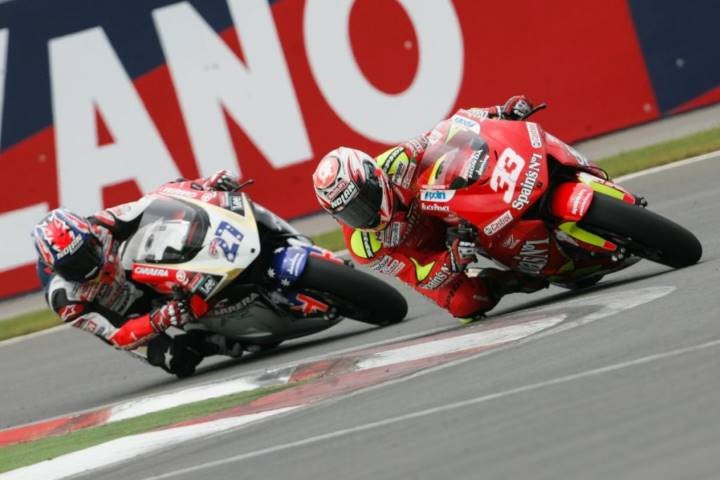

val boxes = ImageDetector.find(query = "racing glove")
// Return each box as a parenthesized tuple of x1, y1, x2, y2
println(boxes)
(501, 95, 534, 120)
(149, 299, 194, 332)
(203, 169, 241, 192)
(446, 226, 478, 273)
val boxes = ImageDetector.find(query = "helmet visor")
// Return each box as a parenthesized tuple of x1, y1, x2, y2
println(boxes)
(334, 164, 384, 229)
(55, 236, 103, 281)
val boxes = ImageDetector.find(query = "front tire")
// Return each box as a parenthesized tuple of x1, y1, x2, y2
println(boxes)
(295, 257, 408, 326)
(580, 194, 701, 268)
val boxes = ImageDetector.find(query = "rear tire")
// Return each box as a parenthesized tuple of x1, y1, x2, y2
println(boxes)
(580, 194, 701, 268)
(295, 257, 408, 326)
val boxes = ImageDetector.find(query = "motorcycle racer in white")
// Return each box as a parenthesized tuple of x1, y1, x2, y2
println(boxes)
(33, 170, 243, 377)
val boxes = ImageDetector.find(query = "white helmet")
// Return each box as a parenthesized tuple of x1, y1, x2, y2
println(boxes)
(312, 147, 394, 230)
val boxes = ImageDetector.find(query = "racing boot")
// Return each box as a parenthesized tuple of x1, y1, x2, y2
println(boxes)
(147, 333, 204, 378)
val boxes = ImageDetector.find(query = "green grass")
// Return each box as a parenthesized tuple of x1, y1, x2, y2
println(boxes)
(0, 384, 292, 473)
(598, 126, 720, 177)
(0, 309, 60, 341)
(311, 229, 348, 253)
(1, 126, 718, 343)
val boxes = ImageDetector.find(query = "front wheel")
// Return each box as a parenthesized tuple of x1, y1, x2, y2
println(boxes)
(295, 257, 408, 326)
(580, 194, 702, 268)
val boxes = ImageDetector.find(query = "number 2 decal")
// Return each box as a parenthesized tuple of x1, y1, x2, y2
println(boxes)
(490, 148, 526, 204)
(213, 221, 244, 262)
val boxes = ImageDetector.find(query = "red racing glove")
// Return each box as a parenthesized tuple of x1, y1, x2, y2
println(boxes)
(203, 169, 241, 192)
(502, 95, 534, 120)
(446, 226, 478, 273)
(150, 299, 194, 332)
(448, 238, 478, 273)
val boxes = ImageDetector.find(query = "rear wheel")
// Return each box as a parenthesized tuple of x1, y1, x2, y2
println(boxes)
(580, 194, 701, 268)
(295, 257, 408, 326)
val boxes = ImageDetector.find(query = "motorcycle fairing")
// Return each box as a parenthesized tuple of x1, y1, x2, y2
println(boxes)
(549, 172, 636, 252)
(271, 246, 309, 285)
(126, 192, 260, 300)
(491, 220, 566, 277)
(417, 121, 550, 247)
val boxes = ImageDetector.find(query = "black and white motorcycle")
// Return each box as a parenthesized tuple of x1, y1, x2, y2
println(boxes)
(121, 182, 407, 375)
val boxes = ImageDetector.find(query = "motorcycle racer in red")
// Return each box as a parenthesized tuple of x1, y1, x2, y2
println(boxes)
(33, 170, 243, 376)
(312, 96, 548, 323)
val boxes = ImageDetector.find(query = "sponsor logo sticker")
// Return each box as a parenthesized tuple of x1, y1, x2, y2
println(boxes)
(571, 187, 593, 216)
(526, 122, 542, 148)
(483, 210, 514, 236)
(512, 153, 543, 210)
(501, 234, 521, 250)
(229, 195, 245, 214)
(133, 266, 170, 277)
(420, 190, 455, 202)
(514, 238, 550, 275)
(421, 268, 450, 290)
(330, 182, 357, 209)
(420, 203, 450, 213)
(197, 276, 218, 296)
(450, 114, 480, 133)
(159, 187, 200, 198)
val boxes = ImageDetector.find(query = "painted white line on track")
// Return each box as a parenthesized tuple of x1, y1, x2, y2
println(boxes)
(357, 316, 565, 370)
(107, 375, 280, 422)
(144, 336, 720, 480)
(0, 407, 298, 480)
(615, 149, 720, 183)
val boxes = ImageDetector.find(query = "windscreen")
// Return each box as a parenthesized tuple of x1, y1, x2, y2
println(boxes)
(129, 197, 209, 264)
(421, 127, 491, 189)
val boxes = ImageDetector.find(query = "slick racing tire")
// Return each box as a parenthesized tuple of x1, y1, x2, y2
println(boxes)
(580, 193, 702, 268)
(295, 257, 408, 326)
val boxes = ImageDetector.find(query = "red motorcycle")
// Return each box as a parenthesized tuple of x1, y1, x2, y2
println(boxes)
(415, 106, 702, 288)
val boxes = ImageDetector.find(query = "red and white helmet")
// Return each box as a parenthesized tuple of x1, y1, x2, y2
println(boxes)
(312, 147, 394, 231)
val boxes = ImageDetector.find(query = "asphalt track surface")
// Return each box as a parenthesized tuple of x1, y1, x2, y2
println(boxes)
(3, 156, 720, 479)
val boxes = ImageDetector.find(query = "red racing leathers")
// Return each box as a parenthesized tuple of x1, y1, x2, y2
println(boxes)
(343, 106, 525, 318)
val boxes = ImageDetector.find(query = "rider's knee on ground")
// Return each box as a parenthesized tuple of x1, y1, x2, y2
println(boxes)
(443, 276, 498, 318)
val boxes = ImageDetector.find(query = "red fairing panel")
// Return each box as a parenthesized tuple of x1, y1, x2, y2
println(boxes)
(550, 182, 594, 222)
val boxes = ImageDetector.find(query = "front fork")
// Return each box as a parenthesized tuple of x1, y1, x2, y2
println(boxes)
(268, 245, 345, 318)
(549, 172, 645, 257)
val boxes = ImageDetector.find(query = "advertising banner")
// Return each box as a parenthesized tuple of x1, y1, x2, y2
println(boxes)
(0, 0, 716, 297)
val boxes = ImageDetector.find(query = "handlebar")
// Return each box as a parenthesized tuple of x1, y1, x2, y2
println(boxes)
(520, 102, 547, 120)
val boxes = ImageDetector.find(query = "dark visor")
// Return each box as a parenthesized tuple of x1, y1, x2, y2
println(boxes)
(334, 163, 384, 229)
(55, 236, 103, 281)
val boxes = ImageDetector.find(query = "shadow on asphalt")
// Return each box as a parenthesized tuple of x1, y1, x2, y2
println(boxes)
(171, 261, 702, 380)
(192, 322, 384, 376)
(492, 267, 676, 317)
